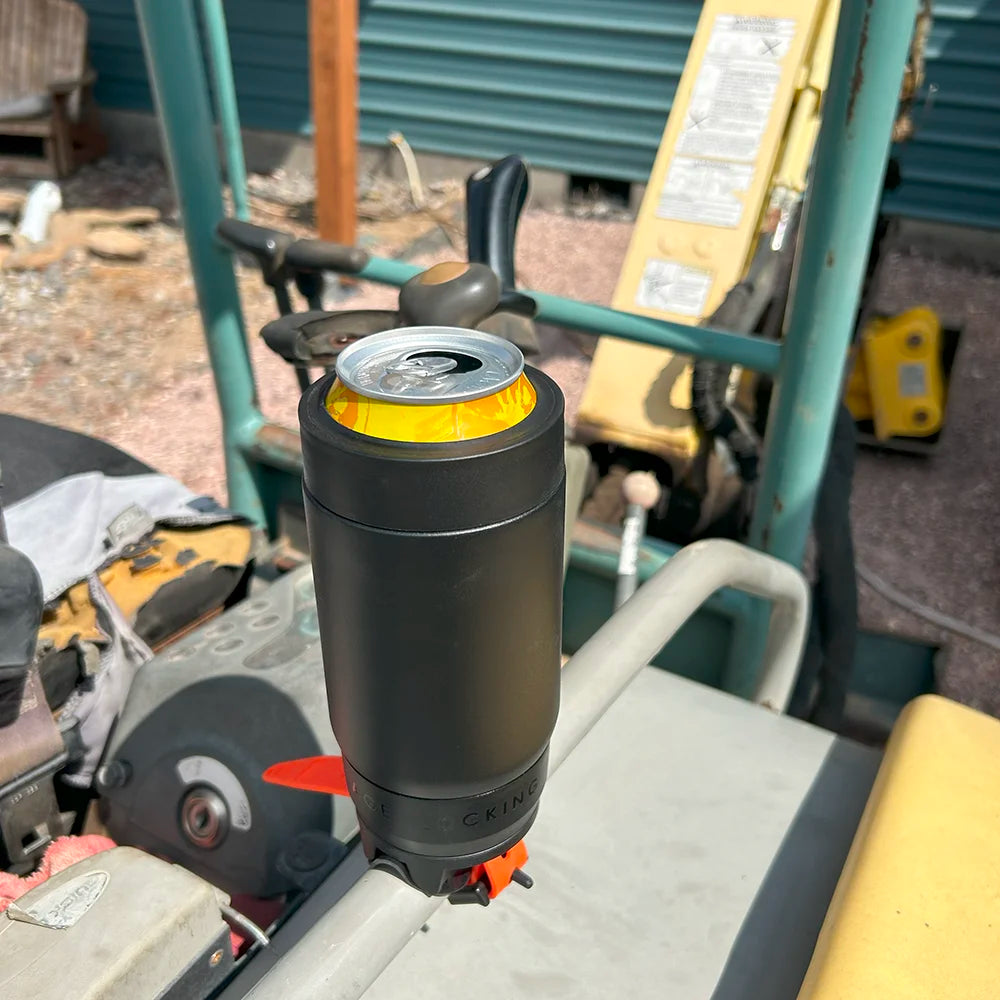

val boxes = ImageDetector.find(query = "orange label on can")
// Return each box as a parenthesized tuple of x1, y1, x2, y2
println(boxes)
(325, 373, 537, 442)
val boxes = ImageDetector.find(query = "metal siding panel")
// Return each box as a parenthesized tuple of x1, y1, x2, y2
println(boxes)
(353, 0, 691, 181)
(80, 0, 686, 181)
(885, 4, 1000, 227)
(78, 0, 1000, 227)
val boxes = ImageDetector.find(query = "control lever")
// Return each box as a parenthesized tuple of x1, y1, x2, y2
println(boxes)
(216, 219, 310, 391)
(397, 262, 500, 329)
(285, 239, 371, 311)
(465, 156, 539, 352)
(466, 156, 533, 316)
(216, 219, 295, 313)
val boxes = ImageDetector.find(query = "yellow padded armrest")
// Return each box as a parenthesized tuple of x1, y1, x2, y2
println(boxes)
(799, 694, 1000, 999)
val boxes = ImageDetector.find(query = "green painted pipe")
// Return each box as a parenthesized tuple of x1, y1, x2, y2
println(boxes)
(734, 0, 920, 702)
(134, 0, 265, 525)
(357, 257, 784, 374)
(749, 0, 919, 565)
(532, 292, 782, 373)
(200, 0, 250, 222)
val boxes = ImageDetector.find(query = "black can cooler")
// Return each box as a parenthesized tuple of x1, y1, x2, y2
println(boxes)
(298, 327, 564, 896)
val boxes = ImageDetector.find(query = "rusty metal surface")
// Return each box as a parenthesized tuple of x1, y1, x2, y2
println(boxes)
(246, 421, 302, 472)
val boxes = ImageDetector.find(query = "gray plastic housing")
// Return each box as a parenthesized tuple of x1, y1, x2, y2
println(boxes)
(1, 846, 233, 1000)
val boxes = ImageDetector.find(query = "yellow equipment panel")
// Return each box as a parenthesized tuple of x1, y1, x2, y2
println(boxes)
(799, 695, 1000, 999)
(576, 0, 838, 468)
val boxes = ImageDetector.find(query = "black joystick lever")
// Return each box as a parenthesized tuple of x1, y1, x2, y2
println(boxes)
(216, 219, 310, 389)
(465, 156, 539, 352)
(466, 156, 535, 318)
(284, 238, 370, 311)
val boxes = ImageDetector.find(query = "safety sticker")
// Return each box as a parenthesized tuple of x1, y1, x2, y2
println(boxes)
(7, 871, 109, 929)
(635, 258, 714, 317)
(658, 157, 754, 228)
(676, 15, 796, 164)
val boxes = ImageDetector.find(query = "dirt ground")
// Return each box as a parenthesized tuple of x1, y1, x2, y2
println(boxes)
(1, 158, 997, 713)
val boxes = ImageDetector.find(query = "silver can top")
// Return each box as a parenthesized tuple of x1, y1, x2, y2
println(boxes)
(335, 327, 525, 404)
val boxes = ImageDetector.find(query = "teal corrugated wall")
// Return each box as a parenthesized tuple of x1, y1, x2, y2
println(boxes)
(882, 2, 1000, 228)
(81, 0, 1000, 228)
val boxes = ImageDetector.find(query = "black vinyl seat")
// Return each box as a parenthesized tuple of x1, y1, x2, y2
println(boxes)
(0, 413, 251, 716)
(0, 414, 153, 506)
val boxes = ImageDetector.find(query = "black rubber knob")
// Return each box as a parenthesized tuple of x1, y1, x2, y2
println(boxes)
(285, 238, 370, 276)
(397, 262, 500, 328)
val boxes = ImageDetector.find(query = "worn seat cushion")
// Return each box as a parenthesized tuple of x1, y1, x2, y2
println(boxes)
(0, 94, 50, 121)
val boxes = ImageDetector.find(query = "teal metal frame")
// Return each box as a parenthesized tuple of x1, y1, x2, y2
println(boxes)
(133, 0, 919, 699)
(134, 0, 265, 528)
(200, 0, 251, 222)
(748, 0, 919, 563)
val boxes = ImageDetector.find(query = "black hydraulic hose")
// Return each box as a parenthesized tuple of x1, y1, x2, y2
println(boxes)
(690, 203, 802, 487)
(689, 360, 761, 483)
(787, 403, 858, 730)
(689, 276, 768, 485)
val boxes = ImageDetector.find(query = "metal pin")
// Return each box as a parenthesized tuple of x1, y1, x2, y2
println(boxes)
(511, 868, 533, 889)
(448, 881, 490, 906)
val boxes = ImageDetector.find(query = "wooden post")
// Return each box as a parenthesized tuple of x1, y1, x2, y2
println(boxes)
(309, 0, 358, 245)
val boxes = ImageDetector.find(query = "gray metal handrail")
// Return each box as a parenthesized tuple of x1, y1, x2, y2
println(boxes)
(242, 539, 809, 1000)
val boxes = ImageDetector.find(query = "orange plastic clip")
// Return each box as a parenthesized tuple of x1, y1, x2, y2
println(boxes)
(262, 755, 350, 796)
(468, 839, 531, 900)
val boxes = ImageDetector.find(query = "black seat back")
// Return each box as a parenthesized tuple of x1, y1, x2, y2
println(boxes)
(0, 415, 152, 505)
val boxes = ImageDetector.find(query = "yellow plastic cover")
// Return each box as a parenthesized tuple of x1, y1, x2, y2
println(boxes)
(576, 0, 838, 469)
(799, 694, 1000, 999)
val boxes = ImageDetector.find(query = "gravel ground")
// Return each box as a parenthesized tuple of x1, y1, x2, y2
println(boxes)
(850, 250, 1000, 713)
(1, 158, 997, 712)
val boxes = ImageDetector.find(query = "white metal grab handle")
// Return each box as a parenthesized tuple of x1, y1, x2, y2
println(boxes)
(551, 538, 809, 770)
(242, 539, 810, 1000)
